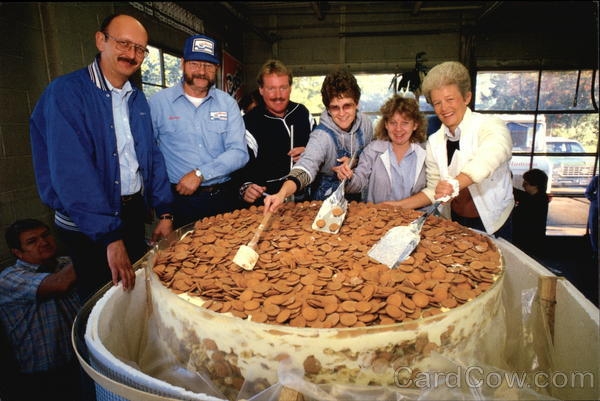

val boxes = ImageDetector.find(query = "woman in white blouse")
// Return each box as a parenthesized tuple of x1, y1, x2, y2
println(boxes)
(419, 61, 514, 239)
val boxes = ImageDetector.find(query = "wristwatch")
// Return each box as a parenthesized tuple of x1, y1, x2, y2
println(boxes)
(194, 168, 203, 179)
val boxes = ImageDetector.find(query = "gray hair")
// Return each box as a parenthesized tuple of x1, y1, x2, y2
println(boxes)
(421, 61, 471, 103)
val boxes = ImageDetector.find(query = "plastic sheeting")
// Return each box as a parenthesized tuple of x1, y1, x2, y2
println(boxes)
(82, 238, 597, 401)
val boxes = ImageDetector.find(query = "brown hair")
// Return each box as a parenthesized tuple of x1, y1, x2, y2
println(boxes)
(256, 59, 293, 87)
(320, 69, 361, 108)
(374, 95, 427, 143)
(5, 219, 49, 251)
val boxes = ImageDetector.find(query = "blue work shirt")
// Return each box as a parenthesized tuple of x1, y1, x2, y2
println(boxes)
(149, 83, 249, 186)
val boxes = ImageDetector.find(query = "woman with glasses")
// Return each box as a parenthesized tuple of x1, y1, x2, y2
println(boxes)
(264, 69, 373, 212)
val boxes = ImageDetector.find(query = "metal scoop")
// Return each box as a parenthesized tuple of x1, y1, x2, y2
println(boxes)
(311, 178, 348, 234)
(368, 201, 442, 268)
(311, 154, 356, 234)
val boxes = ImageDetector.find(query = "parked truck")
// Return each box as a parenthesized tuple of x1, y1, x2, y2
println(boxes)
(545, 137, 595, 188)
(498, 114, 553, 192)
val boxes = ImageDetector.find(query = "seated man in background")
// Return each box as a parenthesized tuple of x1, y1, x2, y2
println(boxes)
(0, 219, 81, 401)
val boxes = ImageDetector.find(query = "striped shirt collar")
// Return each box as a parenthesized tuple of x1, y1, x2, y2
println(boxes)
(86, 54, 136, 93)
(87, 54, 110, 91)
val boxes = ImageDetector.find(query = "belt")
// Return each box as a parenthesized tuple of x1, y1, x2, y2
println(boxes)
(121, 191, 142, 203)
(171, 182, 229, 194)
(197, 183, 225, 193)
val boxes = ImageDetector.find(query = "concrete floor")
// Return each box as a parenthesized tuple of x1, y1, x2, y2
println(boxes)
(546, 196, 590, 236)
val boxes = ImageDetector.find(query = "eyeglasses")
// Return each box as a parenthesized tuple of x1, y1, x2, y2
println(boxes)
(186, 61, 217, 72)
(328, 102, 356, 115)
(103, 32, 149, 58)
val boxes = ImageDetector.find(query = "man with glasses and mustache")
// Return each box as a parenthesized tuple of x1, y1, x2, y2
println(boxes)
(264, 69, 373, 212)
(233, 59, 314, 207)
(149, 34, 248, 228)
(30, 14, 174, 303)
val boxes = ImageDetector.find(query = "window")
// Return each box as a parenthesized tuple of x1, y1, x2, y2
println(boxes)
(292, 73, 433, 125)
(141, 45, 181, 97)
(292, 69, 598, 236)
(474, 70, 599, 198)
(291, 75, 325, 119)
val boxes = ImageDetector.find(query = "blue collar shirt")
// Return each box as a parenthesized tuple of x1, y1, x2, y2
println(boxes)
(388, 142, 419, 201)
(149, 83, 249, 186)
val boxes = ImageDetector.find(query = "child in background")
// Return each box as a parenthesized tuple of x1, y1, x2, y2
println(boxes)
(513, 168, 550, 257)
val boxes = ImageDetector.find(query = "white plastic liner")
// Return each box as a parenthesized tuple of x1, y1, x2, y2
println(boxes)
(83, 237, 599, 401)
(85, 260, 227, 401)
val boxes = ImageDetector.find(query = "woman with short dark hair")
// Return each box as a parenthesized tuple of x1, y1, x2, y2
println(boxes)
(264, 69, 374, 212)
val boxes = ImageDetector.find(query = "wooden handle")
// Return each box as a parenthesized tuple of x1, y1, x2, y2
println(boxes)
(539, 275, 558, 343)
(247, 211, 273, 249)
(279, 386, 304, 401)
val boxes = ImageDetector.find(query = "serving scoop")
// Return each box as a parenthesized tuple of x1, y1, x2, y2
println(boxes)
(233, 211, 273, 270)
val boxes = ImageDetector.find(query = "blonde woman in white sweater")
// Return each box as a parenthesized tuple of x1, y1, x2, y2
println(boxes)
(419, 61, 514, 239)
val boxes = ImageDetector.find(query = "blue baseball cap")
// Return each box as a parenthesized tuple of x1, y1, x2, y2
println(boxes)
(183, 34, 220, 65)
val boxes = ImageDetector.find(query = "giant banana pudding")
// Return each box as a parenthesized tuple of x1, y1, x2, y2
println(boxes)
(149, 201, 504, 399)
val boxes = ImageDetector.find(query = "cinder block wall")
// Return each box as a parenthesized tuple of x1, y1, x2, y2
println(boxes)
(0, 3, 115, 267)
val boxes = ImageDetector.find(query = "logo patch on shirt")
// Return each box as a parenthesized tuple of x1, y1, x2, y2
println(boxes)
(210, 111, 228, 121)
(168, 116, 180, 120)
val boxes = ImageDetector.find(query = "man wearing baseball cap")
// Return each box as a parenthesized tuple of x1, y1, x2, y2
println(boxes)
(149, 34, 248, 228)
